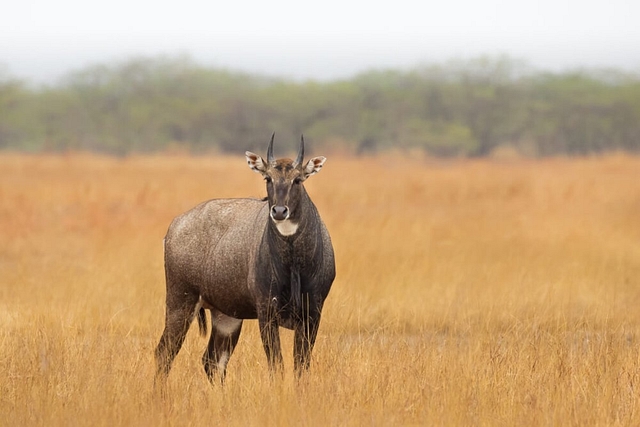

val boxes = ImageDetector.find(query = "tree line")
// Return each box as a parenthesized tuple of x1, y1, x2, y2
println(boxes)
(1, 56, 639, 156)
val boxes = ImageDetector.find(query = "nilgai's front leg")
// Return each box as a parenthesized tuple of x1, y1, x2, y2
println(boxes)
(294, 295, 322, 375)
(258, 304, 284, 374)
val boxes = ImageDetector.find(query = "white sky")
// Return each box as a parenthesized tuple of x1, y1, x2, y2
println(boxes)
(2, 0, 640, 82)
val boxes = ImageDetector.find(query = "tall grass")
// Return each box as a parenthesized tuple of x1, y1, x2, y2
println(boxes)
(1, 152, 639, 425)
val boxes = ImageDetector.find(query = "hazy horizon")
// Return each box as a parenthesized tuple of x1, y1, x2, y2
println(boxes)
(2, 0, 640, 83)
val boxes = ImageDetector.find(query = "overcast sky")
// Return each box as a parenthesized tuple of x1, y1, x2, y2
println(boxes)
(2, 0, 640, 83)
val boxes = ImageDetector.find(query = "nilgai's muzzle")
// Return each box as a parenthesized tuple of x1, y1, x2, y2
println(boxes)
(271, 205, 289, 221)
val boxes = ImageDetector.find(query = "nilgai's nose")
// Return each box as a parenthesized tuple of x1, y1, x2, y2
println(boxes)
(271, 205, 289, 221)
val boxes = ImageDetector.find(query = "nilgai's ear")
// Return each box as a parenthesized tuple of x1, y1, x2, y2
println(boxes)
(245, 151, 268, 176)
(302, 156, 326, 180)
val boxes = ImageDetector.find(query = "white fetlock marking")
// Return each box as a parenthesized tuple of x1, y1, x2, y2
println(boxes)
(274, 219, 299, 236)
(217, 352, 230, 372)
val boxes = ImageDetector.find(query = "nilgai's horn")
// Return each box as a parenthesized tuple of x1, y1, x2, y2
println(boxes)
(293, 135, 304, 168)
(267, 132, 275, 163)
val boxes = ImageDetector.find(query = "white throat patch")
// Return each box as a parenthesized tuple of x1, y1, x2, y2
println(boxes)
(273, 219, 299, 236)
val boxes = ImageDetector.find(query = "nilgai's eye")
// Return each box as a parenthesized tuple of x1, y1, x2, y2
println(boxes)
(264, 176, 272, 183)
(293, 177, 302, 184)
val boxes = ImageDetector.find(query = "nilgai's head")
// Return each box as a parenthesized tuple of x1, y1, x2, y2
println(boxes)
(245, 134, 326, 236)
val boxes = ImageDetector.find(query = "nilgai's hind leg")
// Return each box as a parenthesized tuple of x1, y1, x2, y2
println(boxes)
(154, 285, 199, 386)
(202, 309, 243, 384)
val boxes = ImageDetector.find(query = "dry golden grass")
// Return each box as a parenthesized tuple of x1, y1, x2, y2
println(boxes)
(1, 152, 640, 426)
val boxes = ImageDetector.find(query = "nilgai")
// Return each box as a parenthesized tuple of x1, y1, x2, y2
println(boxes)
(155, 134, 335, 384)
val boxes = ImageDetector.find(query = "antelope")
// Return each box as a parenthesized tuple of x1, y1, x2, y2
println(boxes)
(155, 134, 335, 384)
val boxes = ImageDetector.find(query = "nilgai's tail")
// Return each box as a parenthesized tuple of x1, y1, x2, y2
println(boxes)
(197, 307, 207, 337)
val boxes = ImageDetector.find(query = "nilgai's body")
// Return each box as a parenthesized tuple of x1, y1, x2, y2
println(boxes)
(155, 135, 335, 384)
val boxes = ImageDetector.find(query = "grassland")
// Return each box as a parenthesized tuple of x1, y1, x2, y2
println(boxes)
(1, 152, 639, 426)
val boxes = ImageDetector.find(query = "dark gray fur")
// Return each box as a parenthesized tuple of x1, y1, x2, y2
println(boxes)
(154, 136, 335, 385)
